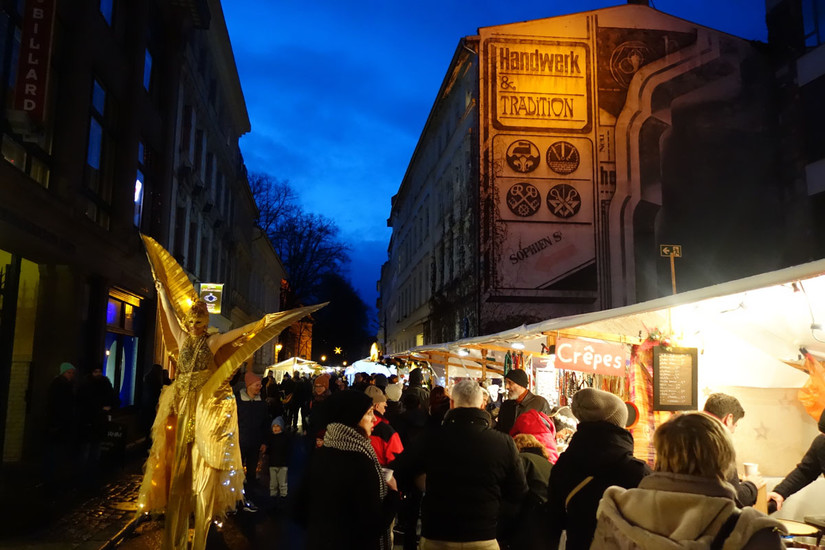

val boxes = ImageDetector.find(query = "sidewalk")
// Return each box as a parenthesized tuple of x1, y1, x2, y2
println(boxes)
(0, 450, 145, 550)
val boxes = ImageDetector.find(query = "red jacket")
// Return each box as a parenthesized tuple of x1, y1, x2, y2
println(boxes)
(510, 409, 559, 464)
(371, 414, 404, 466)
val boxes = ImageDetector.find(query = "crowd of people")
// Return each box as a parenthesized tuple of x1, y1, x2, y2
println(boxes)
(42, 352, 825, 549)
(206, 365, 825, 550)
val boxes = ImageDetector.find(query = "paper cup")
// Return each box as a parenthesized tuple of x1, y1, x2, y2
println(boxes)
(382, 468, 394, 482)
(743, 462, 759, 476)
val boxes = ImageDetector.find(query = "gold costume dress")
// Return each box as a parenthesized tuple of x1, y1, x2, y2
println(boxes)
(137, 333, 244, 550)
(137, 234, 325, 550)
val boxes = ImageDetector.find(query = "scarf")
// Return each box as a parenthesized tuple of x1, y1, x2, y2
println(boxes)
(324, 422, 391, 549)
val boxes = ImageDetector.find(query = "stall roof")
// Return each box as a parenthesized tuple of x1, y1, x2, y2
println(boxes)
(402, 259, 825, 380)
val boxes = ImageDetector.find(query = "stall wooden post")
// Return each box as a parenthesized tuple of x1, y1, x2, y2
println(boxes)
(481, 348, 488, 381)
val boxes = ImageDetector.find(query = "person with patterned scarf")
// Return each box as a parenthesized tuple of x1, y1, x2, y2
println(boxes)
(294, 390, 401, 549)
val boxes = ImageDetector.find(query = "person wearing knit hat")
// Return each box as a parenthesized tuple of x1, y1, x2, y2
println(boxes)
(769, 408, 825, 512)
(266, 416, 292, 499)
(373, 373, 389, 391)
(305, 373, 333, 443)
(545, 387, 649, 550)
(46, 360, 79, 485)
(570, 387, 628, 428)
(364, 385, 404, 466)
(236, 369, 269, 501)
(295, 389, 401, 549)
(496, 369, 552, 434)
(385, 382, 403, 403)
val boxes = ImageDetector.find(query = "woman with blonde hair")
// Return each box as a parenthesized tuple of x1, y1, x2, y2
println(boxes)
(590, 412, 786, 549)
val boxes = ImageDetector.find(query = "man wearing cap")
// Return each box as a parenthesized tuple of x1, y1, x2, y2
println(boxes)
(45, 362, 78, 486)
(365, 385, 404, 466)
(496, 369, 552, 434)
(545, 388, 649, 550)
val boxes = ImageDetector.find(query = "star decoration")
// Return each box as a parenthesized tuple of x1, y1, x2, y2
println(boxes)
(334, 347, 342, 354)
(753, 422, 769, 440)
(702, 386, 715, 399)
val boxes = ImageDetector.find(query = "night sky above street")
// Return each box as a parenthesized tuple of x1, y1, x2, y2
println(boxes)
(222, 0, 768, 316)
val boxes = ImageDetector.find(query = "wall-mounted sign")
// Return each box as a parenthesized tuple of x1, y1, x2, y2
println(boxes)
(199, 283, 224, 315)
(653, 346, 698, 411)
(15, 0, 57, 124)
(490, 40, 591, 131)
(554, 336, 627, 376)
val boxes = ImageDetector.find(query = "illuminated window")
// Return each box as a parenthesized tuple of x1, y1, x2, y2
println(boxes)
(134, 141, 145, 228)
(99, 0, 113, 25)
(83, 78, 115, 229)
(143, 49, 152, 91)
(802, 0, 825, 46)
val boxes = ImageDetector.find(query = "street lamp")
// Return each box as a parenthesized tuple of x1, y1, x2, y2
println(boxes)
(320, 355, 327, 362)
(275, 343, 283, 361)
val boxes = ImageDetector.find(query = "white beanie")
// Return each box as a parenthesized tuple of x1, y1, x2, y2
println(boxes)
(385, 383, 402, 402)
(571, 388, 628, 428)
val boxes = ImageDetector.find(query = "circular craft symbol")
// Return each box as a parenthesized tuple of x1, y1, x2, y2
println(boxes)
(610, 41, 651, 88)
(546, 141, 580, 175)
(506, 183, 541, 217)
(505, 140, 540, 173)
(546, 184, 582, 218)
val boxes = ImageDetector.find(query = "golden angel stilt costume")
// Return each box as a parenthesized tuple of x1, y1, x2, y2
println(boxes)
(136, 235, 324, 550)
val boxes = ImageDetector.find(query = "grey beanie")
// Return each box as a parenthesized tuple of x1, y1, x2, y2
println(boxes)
(571, 388, 628, 428)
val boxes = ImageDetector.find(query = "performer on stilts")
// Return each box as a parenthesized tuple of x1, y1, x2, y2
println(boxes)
(136, 234, 324, 550)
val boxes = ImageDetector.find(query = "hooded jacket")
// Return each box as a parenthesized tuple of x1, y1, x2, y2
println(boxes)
(590, 472, 786, 549)
(546, 421, 650, 550)
(510, 409, 560, 464)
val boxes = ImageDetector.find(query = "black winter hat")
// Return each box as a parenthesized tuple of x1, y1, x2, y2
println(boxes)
(504, 369, 529, 389)
(327, 390, 373, 428)
(373, 373, 388, 390)
(409, 368, 424, 386)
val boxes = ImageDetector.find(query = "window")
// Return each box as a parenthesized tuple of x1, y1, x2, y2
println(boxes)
(83, 79, 114, 229)
(143, 49, 152, 91)
(134, 142, 145, 228)
(802, 0, 825, 46)
(104, 289, 142, 406)
(99, 0, 113, 25)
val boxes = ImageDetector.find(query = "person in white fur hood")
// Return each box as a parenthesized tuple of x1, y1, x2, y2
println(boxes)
(590, 412, 787, 550)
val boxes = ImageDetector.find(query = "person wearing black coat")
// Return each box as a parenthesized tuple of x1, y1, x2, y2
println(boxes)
(236, 371, 271, 487)
(391, 379, 528, 547)
(496, 369, 552, 434)
(294, 390, 401, 550)
(546, 388, 650, 550)
(769, 408, 825, 511)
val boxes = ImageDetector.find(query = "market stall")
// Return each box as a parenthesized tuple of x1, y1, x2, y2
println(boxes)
(264, 357, 319, 382)
(395, 259, 825, 521)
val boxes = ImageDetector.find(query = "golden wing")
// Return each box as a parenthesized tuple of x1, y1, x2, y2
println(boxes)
(141, 234, 199, 358)
(202, 302, 327, 398)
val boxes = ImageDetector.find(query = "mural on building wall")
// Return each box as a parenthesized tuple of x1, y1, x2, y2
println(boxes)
(480, 6, 771, 310)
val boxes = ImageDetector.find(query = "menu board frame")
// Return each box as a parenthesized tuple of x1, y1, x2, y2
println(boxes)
(653, 346, 698, 411)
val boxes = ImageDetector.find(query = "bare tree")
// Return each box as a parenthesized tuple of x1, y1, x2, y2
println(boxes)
(250, 171, 350, 305)
(248, 172, 299, 236)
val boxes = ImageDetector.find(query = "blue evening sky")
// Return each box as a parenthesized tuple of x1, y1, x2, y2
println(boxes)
(222, 0, 768, 319)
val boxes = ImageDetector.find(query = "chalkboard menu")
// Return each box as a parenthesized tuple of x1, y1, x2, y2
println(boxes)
(653, 346, 698, 411)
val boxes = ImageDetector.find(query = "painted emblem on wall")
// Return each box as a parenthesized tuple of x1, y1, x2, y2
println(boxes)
(546, 141, 580, 175)
(610, 40, 652, 88)
(506, 183, 541, 217)
(506, 140, 540, 173)
(547, 184, 582, 218)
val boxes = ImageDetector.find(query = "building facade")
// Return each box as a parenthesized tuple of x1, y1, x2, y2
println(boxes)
(380, 2, 809, 354)
(0, 0, 284, 465)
